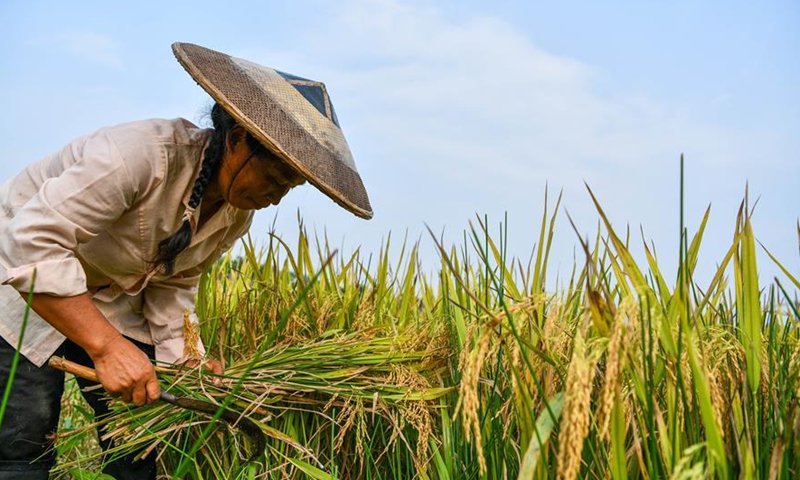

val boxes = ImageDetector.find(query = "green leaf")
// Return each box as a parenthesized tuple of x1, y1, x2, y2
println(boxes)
(517, 392, 565, 480)
(685, 330, 730, 480)
(288, 457, 336, 480)
(68, 469, 116, 480)
(686, 205, 711, 278)
(610, 394, 628, 480)
(737, 216, 762, 392)
(759, 240, 800, 291)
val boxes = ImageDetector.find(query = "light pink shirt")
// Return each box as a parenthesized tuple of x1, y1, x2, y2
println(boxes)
(0, 118, 253, 367)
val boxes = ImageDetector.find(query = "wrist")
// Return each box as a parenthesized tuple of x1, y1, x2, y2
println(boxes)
(86, 331, 123, 360)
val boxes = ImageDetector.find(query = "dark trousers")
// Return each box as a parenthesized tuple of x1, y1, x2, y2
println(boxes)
(0, 336, 157, 480)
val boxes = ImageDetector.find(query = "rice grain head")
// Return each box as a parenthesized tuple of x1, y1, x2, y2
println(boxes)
(508, 336, 523, 397)
(315, 294, 337, 333)
(182, 309, 203, 360)
(706, 362, 726, 441)
(597, 296, 637, 440)
(334, 397, 357, 452)
(453, 326, 492, 476)
(403, 401, 433, 469)
(557, 322, 596, 480)
(387, 364, 434, 466)
(352, 299, 375, 331)
(791, 343, 800, 402)
(543, 301, 564, 351)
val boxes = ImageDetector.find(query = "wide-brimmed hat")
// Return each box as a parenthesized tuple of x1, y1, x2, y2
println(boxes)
(172, 42, 372, 219)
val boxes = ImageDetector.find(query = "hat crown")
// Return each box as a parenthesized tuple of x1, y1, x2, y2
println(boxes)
(227, 56, 357, 172)
(275, 70, 340, 128)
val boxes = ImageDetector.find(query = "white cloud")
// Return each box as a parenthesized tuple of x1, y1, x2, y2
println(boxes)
(292, 0, 727, 181)
(240, 0, 796, 286)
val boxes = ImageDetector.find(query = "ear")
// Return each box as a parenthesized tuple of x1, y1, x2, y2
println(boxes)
(225, 125, 248, 151)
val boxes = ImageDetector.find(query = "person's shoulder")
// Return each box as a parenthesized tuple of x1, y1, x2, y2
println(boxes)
(87, 118, 208, 195)
(100, 118, 210, 149)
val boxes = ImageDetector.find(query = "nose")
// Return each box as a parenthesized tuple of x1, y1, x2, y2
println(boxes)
(267, 184, 292, 205)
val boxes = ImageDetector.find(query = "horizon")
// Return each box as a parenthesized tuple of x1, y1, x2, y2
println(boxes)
(1, 0, 797, 292)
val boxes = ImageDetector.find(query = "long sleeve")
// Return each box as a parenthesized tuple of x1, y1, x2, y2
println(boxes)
(142, 271, 206, 364)
(0, 130, 136, 295)
(141, 210, 255, 364)
(0, 118, 222, 368)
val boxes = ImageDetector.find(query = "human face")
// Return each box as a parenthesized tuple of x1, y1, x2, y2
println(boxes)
(218, 126, 306, 210)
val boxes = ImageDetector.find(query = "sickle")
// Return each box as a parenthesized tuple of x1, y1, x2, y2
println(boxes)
(48, 355, 265, 461)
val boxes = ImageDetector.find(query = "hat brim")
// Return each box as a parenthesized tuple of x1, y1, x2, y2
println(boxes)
(172, 42, 372, 219)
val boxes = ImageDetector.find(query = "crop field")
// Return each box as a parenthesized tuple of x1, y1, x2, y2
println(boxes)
(47, 186, 799, 479)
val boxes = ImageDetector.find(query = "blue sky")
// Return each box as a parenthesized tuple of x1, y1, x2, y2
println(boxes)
(1, 0, 798, 289)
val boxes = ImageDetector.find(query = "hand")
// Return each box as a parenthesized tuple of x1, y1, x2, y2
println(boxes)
(182, 358, 225, 384)
(90, 335, 160, 406)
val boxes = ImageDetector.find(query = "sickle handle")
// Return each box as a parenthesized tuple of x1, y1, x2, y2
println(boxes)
(50, 355, 175, 403)
(49, 355, 99, 382)
(49, 355, 172, 377)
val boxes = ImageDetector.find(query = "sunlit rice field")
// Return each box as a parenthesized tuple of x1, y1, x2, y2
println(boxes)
(50, 183, 799, 480)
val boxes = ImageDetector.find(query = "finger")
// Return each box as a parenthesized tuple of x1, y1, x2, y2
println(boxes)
(209, 361, 224, 375)
(211, 365, 222, 385)
(107, 381, 129, 402)
(132, 382, 146, 407)
(145, 378, 160, 404)
(183, 359, 199, 369)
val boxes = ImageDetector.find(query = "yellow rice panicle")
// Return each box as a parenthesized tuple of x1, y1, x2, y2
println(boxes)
(557, 320, 598, 480)
(596, 295, 638, 440)
(182, 309, 203, 360)
(453, 326, 492, 476)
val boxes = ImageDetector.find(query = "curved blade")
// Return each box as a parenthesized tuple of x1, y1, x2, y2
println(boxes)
(159, 390, 266, 461)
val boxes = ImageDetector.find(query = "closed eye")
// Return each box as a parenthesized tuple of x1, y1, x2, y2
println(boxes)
(273, 170, 305, 188)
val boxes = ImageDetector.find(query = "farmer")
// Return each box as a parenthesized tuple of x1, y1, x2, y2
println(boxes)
(0, 43, 372, 480)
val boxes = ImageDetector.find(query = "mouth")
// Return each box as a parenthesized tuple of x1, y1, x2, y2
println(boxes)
(248, 197, 273, 209)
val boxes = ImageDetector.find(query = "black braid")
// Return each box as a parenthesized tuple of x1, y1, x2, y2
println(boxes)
(151, 103, 237, 275)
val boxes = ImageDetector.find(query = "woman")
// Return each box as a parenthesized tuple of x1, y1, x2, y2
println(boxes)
(0, 43, 372, 480)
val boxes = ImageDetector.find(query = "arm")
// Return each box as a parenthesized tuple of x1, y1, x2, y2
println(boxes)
(24, 292, 159, 405)
(0, 127, 161, 404)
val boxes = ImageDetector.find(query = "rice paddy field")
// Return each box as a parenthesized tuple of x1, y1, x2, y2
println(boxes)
(49, 184, 799, 479)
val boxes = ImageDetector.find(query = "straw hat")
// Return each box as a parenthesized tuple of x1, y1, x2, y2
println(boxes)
(172, 42, 372, 219)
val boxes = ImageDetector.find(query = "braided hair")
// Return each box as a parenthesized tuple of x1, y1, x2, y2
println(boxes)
(151, 103, 264, 275)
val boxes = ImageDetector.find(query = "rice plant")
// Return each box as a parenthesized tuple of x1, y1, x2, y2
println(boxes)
(52, 180, 799, 479)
